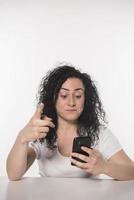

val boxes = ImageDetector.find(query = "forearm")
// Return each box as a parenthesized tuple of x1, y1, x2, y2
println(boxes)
(104, 161, 134, 181)
(6, 132, 28, 180)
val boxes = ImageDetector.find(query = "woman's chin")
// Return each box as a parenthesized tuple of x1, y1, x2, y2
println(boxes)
(64, 115, 79, 122)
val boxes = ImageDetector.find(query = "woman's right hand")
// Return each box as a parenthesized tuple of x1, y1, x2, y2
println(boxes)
(19, 103, 55, 144)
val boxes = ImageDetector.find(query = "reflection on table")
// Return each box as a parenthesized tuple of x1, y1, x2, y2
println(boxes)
(1, 177, 134, 200)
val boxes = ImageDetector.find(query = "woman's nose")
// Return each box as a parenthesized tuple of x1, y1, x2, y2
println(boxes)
(68, 96, 76, 106)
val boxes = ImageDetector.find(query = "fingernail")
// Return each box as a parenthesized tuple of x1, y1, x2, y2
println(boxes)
(40, 103, 44, 107)
(71, 153, 76, 156)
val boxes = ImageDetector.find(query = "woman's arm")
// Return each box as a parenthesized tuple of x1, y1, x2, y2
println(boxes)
(71, 148, 134, 180)
(103, 149, 134, 180)
(6, 133, 36, 181)
(6, 103, 55, 181)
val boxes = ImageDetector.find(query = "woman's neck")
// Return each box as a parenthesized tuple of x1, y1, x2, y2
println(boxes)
(57, 118, 78, 137)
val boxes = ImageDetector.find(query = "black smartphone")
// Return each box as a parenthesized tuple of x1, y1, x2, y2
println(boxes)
(71, 136, 92, 166)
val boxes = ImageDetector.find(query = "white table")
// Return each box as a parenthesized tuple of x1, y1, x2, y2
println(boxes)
(1, 177, 134, 200)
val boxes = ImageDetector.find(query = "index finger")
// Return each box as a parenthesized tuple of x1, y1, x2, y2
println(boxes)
(43, 115, 53, 121)
(81, 146, 93, 155)
(33, 103, 44, 119)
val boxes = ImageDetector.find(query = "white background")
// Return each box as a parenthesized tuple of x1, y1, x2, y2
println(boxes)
(0, 0, 134, 177)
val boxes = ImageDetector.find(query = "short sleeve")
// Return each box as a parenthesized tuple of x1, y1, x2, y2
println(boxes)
(28, 140, 54, 160)
(28, 141, 42, 159)
(97, 127, 122, 159)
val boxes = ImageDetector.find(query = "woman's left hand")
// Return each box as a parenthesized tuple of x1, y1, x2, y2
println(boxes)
(71, 147, 107, 175)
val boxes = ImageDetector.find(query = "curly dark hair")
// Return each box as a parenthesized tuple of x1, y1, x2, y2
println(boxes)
(36, 65, 107, 149)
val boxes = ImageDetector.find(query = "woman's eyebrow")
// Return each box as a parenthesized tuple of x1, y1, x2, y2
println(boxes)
(60, 88, 84, 91)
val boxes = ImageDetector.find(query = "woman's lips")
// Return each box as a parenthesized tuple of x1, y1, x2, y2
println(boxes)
(66, 109, 77, 111)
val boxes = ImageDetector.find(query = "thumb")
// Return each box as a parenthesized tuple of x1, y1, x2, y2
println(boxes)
(34, 103, 44, 119)
(43, 115, 53, 121)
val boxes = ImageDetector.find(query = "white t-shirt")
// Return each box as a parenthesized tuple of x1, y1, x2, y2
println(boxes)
(29, 127, 122, 179)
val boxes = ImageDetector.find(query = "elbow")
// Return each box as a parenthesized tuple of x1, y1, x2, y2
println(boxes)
(6, 167, 23, 181)
(7, 173, 22, 181)
(6, 163, 24, 181)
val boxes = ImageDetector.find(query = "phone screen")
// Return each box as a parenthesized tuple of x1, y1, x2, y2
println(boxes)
(71, 136, 91, 165)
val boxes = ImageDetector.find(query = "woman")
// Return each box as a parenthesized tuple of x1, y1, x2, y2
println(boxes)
(6, 65, 134, 180)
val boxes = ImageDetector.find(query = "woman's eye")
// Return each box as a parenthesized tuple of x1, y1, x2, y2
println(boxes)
(60, 95, 82, 99)
(61, 95, 67, 99)
(75, 96, 81, 99)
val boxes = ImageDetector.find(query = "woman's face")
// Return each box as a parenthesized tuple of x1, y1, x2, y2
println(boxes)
(55, 78, 85, 123)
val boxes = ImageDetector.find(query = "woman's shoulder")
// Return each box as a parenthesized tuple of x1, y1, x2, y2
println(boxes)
(98, 125, 113, 137)
(95, 126, 122, 159)
(97, 125, 120, 144)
